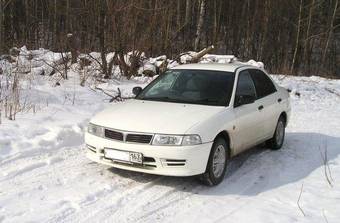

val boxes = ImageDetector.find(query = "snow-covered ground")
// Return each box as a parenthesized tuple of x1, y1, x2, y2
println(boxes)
(1, 69, 340, 222)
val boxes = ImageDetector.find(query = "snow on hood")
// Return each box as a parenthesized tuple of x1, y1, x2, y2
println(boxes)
(90, 99, 225, 134)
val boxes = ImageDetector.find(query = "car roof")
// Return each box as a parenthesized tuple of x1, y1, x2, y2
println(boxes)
(170, 62, 259, 73)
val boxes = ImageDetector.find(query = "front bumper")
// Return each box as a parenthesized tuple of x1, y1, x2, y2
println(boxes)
(84, 133, 212, 176)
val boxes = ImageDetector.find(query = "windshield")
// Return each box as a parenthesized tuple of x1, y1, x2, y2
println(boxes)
(136, 69, 235, 106)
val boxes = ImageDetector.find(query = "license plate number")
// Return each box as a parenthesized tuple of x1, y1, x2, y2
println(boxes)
(104, 149, 143, 164)
(129, 152, 143, 164)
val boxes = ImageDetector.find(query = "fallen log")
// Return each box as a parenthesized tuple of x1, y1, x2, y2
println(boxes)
(190, 45, 215, 63)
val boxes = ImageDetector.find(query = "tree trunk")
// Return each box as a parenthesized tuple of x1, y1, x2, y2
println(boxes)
(185, 0, 191, 25)
(66, 0, 70, 32)
(177, 0, 181, 27)
(67, 33, 78, 64)
(99, 1, 107, 78)
(303, 0, 315, 72)
(53, 0, 57, 49)
(290, 0, 303, 75)
(194, 0, 206, 51)
(0, 0, 3, 54)
(322, 0, 338, 65)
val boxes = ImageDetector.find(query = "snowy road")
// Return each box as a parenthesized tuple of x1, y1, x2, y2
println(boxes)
(1, 75, 340, 223)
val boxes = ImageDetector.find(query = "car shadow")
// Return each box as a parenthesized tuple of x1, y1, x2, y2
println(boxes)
(106, 132, 340, 196)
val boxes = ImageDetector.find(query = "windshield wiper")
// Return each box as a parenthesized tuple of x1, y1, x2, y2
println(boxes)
(142, 96, 193, 104)
(194, 98, 219, 103)
(141, 96, 221, 105)
(141, 96, 173, 102)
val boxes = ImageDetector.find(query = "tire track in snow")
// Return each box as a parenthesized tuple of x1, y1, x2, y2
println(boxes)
(50, 173, 165, 223)
(0, 162, 47, 182)
(133, 187, 199, 222)
(0, 147, 77, 183)
(138, 149, 280, 222)
(102, 177, 203, 222)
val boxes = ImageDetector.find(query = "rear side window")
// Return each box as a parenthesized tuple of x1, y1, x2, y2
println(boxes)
(235, 70, 256, 98)
(249, 69, 276, 98)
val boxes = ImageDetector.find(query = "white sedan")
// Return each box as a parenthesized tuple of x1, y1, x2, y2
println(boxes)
(85, 63, 290, 185)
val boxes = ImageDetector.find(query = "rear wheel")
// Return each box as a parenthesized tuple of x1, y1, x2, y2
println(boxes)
(200, 137, 229, 186)
(267, 116, 285, 150)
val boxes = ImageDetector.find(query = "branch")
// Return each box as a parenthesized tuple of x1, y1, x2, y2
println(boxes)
(38, 59, 65, 78)
(93, 87, 134, 102)
(86, 53, 103, 69)
(319, 144, 333, 187)
(3, 0, 14, 9)
(325, 88, 340, 97)
(297, 183, 306, 217)
(323, 209, 329, 223)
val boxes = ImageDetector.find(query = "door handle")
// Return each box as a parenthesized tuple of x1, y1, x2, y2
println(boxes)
(258, 105, 264, 110)
(278, 98, 282, 103)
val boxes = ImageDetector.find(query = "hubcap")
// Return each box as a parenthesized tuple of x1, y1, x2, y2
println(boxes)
(276, 121, 285, 146)
(212, 145, 226, 178)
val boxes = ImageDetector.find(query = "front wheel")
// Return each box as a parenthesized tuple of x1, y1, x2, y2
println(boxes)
(267, 116, 286, 150)
(200, 137, 229, 186)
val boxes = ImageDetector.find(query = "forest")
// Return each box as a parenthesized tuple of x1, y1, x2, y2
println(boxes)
(0, 0, 339, 77)
(2, 1, 340, 222)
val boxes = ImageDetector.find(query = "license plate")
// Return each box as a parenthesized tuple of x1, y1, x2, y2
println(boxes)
(104, 149, 143, 164)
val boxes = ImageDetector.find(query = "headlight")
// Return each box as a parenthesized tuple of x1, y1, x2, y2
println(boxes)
(87, 123, 105, 137)
(152, 134, 201, 146)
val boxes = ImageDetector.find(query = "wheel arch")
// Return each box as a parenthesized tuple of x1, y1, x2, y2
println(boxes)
(214, 130, 231, 158)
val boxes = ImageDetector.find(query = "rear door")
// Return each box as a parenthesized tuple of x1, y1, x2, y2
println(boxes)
(232, 69, 265, 153)
(249, 69, 279, 139)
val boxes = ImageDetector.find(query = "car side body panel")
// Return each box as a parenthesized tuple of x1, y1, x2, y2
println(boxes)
(184, 66, 291, 157)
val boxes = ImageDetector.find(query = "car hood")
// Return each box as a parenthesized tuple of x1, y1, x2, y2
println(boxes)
(90, 99, 226, 134)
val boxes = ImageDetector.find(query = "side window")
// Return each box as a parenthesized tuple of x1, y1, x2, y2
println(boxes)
(249, 69, 277, 98)
(235, 70, 256, 106)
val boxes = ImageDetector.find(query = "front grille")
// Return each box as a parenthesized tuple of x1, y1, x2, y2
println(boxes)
(105, 129, 124, 141)
(126, 134, 153, 144)
(103, 128, 153, 144)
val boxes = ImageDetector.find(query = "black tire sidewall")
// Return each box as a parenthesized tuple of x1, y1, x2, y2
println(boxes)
(205, 137, 229, 185)
(272, 117, 285, 150)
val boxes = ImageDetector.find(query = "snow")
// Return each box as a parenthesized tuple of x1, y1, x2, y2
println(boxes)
(1, 52, 340, 222)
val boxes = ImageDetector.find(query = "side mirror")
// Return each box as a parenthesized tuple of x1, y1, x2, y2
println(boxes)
(235, 95, 255, 107)
(132, 86, 143, 96)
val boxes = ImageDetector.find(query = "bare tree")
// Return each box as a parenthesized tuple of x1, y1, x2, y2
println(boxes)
(322, 0, 339, 65)
(291, 0, 304, 75)
(194, 0, 206, 51)
(0, 0, 3, 54)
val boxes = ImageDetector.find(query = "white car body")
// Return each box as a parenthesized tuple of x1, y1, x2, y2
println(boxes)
(85, 63, 291, 176)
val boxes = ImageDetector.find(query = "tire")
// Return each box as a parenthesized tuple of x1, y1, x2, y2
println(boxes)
(266, 116, 286, 150)
(200, 137, 229, 186)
